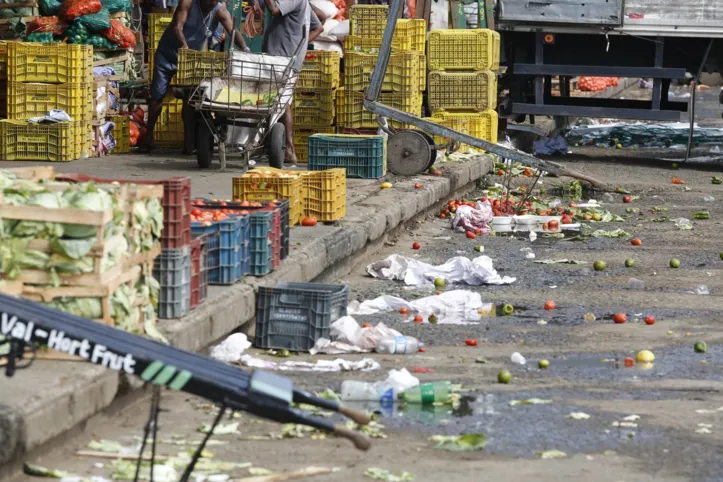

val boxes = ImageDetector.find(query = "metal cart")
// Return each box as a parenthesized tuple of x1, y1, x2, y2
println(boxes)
(189, 38, 304, 171)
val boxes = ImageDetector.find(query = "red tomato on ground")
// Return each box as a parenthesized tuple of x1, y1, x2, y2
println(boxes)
(465, 339, 478, 346)
(544, 300, 556, 310)
(613, 313, 627, 324)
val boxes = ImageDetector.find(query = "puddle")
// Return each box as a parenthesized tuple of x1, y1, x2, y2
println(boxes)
(550, 355, 654, 371)
(345, 395, 477, 425)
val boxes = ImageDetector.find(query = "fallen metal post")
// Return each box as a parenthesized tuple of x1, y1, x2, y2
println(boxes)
(362, 0, 605, 189)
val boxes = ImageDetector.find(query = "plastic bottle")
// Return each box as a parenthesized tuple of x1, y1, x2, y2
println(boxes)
(340, 380, 398, 403)
(375, 336, 424, 354)
(400, 381, 452, 404)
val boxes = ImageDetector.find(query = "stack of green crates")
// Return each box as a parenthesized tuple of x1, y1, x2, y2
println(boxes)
(426, 29, 500, 153)
(337, 6, 425, 130)
(0, 43, 93, 161)
(293, 50, 340, 162)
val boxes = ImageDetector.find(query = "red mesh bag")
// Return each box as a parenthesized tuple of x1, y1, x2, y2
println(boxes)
(102, 19, 136, 48)
(60, 0, 102, 21)
(26, 16, 67, 35)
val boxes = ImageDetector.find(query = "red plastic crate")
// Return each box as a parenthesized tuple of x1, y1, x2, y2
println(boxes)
(55, 173, 192, 249)
(190, 235, 208, 309)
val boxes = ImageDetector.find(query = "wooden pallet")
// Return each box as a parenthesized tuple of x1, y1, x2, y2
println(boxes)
(3, 165, 54, 181)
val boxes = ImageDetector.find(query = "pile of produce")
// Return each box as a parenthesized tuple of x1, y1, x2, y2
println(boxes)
(0, 171, 161, 334)
(578, 77, 620, 92)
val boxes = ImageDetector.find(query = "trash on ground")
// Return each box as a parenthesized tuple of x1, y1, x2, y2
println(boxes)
(675, 218, 693, 230)
(534, 259, 587, 264)
(364, 468, 415, 481)
(510, 352, 526, 365)
(376, 335, 424, 354)
(239, 356, 380, 372)
(24, 463, 74, 478)
(310, 316, 402, 354)
(210, 333, 252, 362)
(590, 228, 631, 238)
(237, 467, 338, 482)
(451, 202, 492, 235)
(538, 449, 567, 459)
(534, 136, 568, 156)
(348, 290, 493, 324)
(568, 412, 591, 420)
(695, 425, 713, 435)
(366, 254, 515, 286)
(689, 285, 710, 295)
(199, 422, 239, 435)
(428, 433, 487, 451)
(341, 368, 420, 402)
(401, 381, 451, 404)
(566, 122, 723, 148)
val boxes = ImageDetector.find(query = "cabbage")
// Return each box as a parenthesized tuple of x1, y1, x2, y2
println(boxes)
(48, 253, 94, 273)
(45, 297, 103, 319)
(50, 237, 96, 259)
(62, 187, 114, 238)
(0, 239, 50, 279)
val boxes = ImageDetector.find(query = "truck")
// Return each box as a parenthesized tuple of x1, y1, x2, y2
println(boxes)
(495, 0, 723, 122)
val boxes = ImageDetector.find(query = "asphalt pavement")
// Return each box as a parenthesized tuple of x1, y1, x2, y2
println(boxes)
(10, 156, 723, 482)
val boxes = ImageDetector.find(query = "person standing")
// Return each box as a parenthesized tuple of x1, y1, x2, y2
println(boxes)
(259, 0, 323, 163)
(143, 0, 248, 151)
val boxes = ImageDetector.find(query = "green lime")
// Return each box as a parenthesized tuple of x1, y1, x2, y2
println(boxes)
(434, 277, 446, 288)
(719, 252, 723, 260)
(670, 258, 681, 269)
(502, 304, 514, 316)
(672, 162, 678, 169)
(593, 260, 607, 271)
(538, 359, 550, 369)
(428, 314, 438, 324)
(497, 370, 512, 384)
(694, 341, 707, 353)
(625, 258, 636, 268)
(474, 245, 484, 253)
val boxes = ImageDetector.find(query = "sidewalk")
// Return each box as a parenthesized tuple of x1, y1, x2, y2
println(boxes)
(0, 151, 494, 475)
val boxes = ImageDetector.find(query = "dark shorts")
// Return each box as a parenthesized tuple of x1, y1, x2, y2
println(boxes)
(150, 52, 176, 101)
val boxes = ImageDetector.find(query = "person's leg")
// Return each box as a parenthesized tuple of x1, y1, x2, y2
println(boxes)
(143, 55, 175, 151)
(282, 103, 296, 163)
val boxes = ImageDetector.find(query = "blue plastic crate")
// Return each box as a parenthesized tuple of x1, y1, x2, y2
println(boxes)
(308, 134, 386, 179)
(191, 215, 250, 284)
(250, 212, 272, 276)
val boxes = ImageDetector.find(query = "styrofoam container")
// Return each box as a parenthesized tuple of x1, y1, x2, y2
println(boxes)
(491, 216, 513, 225)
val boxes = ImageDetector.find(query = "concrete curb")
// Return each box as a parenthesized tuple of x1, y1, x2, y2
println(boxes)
(0, 154, 494, 472)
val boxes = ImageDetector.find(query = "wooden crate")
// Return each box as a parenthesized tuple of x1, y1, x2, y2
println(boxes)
(94, 49, 132, 82)
(0, 2, 37, 39)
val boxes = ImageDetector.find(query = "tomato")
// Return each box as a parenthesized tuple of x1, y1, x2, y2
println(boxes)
(464, 339, 478, 346)
(413, 315, 424, 323)
(672, 177, 685, 185)
(362, 323, 372, 328)
(473, 228, 481, 235)
(624, 357, 635, 368)
(414, 183, 422, 189)
(413, 367, 434, 373)
(418, 346, 426, 352)
(612, 313, 627, 324)
(399, 307, 409, 315)
(631, 238, 642, 246)
(583, 214, 593, 221)
(218, 201, 227, 206)
(644, 315, 655, 325)
(523, 168, 534, 177)
(301, 216, 317, 227)
(561, 215, 573, 225)
(191, 208, 202, 217)
(548, 220, 559, 231)
(542, 222, 549, 231)
(623, 195, 631, 203)
(412, 242, 421, 250)
(240, 200, 250, 207)
(544, 300, 556, 310)
(497, 169, 505, 175)
(465, 231, 477, 239)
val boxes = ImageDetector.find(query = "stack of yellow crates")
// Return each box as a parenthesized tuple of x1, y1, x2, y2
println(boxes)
(147, 13, 185, 148)
(293, 51, 340, 162)
(338, 6, 425, 130)
(426, 29, 500, 153)
(1, 43, 93, 161)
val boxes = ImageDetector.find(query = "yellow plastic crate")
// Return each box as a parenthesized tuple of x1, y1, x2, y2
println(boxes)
(0, 120, 84, 161)
(7, 82, 93, 121)
(111, 115, 130, 154)
(294, 126, 336, 163)
(298, 51, 340, 90)
(155, 93, 184, 148)
(233, 174, 304, 225)
(149, 13, 174, 49)
(344, 18, 425, 53)
(336, 88, 421, 129)
(175, 49, 227, 85)
(428, 29, 500, 71)
(303, 168, 346, 221)
(349, 5, 388, 37)
(0, 41, 7, 80)
(344, 51, 423, 93)
(8, 43, 92, 83)
(293, 89, 335, 126)
(428, 71, 497, 112)
(430, 110, 498, 152)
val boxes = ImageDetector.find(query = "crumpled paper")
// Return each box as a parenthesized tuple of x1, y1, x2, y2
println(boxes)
(348, 290, 492, 324)
(366, 254, 515, 286)
(210, 333, 252, 362)
(239, 356, 380, 372)
(451, 202, 492, 235)
(310, 316, 402, 354)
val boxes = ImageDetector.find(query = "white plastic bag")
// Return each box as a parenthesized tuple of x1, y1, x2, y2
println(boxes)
(310, 0, 338, 18)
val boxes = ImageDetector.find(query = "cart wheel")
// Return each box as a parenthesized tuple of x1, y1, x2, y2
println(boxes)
(267, 122, 286, 169)
(417, 131, 438, 170)
(196, 123, 215, 169)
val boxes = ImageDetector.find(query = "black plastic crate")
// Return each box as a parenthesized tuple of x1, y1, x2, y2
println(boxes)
(153, 246, 191, 319)
(255, 282, 349, 351)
